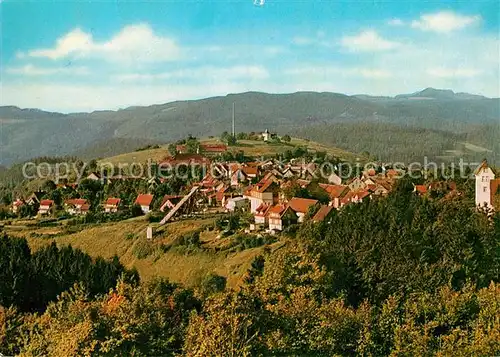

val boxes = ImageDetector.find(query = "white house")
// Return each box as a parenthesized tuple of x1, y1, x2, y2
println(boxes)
(475, 160, 499, 210)
(225, 197, 248, 212)
(135, 194, 154, 214)
(262, 129, 271, 142)
(243, 180, 278, 213)
(38, 200, 54, 216)
(104, 198, 121, 213)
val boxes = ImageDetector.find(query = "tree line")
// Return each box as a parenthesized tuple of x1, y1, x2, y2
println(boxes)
(1, 179, 499, 355)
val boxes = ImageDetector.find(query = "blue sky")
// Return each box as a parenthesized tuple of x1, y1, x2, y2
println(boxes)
(1, 0, 499, 112)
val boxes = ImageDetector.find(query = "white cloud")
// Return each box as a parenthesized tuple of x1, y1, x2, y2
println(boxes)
(292, 36, 315, 46)
(6, 64, 89, 76)
(341, 30, 400, 52)
(286, 66, 392, 79)
(116, 65, 269, 82)
(411, 11, 481, 33)
(388, 18, 405, 26)
(27, 24, 181, 63)
(427, 67, 482, 78)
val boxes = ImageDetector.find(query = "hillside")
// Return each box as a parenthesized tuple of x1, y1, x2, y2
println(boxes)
(100, 137, 361, 167)
(293, 122, 500, 163)
(1, 89, 498, 166)
(4, 215, 279, 290)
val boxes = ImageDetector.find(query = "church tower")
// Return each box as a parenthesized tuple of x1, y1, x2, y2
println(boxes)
(474, 160, 495, 209)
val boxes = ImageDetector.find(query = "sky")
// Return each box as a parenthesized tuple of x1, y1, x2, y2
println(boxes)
(1, 0, 499, 112)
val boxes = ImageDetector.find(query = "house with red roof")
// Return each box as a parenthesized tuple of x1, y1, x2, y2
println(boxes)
(176, 143, 227, 155)
(413, 184, 428, 195)
(38, 199, 55, 216)
(287, 197, 319, 222)
(351, 190, 371, 203)
(319, 184, 349, 208)
(159, 195, 183, 212)
(254, 203, 270, 226)
(312, 205, 335, 223)
(64, 198, 89, 215)
(347, 177, 366, 191)
(244, 179, 279, 213)
(11, 199, 25, 214)
(104, 198, 121, 213)
(135, 194, 154, 214)
(268, 204, 297, 231)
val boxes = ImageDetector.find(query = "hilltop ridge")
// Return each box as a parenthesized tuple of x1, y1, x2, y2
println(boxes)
(0, 89, 498, 166)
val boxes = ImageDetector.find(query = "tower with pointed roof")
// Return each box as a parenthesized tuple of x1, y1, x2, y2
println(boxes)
(474, 160, 497, 209)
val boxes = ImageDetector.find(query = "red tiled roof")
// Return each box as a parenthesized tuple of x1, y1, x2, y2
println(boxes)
(13, 200, 24, 207)
(386, 169, 400, 178)
(65, 198, 88, 206)
(375, 179, 392, 191)
(355, 190, 371, 200)
(216, 186, 227, 201)
(160, 195, 182, 206)
(80, 204, 90, 212)
(202, 144, 227, 152)
(40, 199, 54, 206)
(229, 163, 240, 173)
(160, 154, 210, 166)
(414, 185, 427, 194)
(268, 204, 287, 215)
(312, 205, 334, 222)
(296, 179, 311, 188)
(135, 194, 154, 207)
(242, 166, 258, 176)
(327, 185, 349, 199)
(287, 197, 318, 214)
(341, 190, 355, 205)
(255, 203, 270, 216)
(251, 180, 275, 193)
(105, 198, 121, 206)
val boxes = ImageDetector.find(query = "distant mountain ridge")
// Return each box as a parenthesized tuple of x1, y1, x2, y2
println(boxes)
(0, 88, 498, 166)
(395, 87, 488, 100)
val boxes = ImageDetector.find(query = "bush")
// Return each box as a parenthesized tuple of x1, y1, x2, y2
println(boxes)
(147, 212, 164, 223)
(130, 204, 144, 217)
(201, 273, 227, 296)
(179, 231, 201, 248)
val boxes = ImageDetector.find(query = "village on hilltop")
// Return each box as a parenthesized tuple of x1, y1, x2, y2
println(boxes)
(9, 132, 499, 236)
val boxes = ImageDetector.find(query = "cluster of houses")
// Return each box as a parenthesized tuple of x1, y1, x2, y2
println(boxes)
(188, 158, 401, 232)
(10, 145, 498, 229)
(11, 188, 156, 218)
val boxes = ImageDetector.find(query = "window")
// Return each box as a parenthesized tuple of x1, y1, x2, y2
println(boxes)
(483, 187, 488, 192)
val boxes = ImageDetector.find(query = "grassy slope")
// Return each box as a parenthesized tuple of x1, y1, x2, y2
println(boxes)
(100, 137, 361, 166)
(6, 216, 277, 289)
(7, 137, 349, 288)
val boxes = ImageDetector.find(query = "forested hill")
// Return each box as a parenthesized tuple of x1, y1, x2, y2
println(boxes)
(1, 88, 498, 165)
